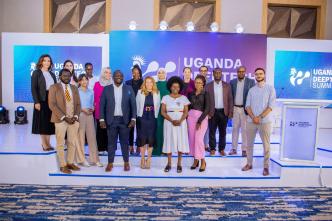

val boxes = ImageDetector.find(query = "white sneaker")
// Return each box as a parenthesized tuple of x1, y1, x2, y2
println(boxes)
(95, 162, 103, 167)
(80, 161, 90, 167)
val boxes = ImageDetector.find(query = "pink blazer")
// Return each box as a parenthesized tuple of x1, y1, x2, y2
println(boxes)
(93, 81, 104, 119)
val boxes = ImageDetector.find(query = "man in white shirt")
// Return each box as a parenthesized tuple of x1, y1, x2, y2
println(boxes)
(99, 70, 137, 172)
(205, 68, 233, 156)
(229, 66, 255, 157)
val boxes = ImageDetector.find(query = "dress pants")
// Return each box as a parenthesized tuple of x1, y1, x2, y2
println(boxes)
(188, 110, 208, 160)
(55, 121, 79, 167)
(209, 108, 228, 151)
(231, 106, 248, 152)
(78, 112, 100, 164)
(107, 116, 130, 163)
(128, 126, 137, 147)
(246, 122, 271, 168)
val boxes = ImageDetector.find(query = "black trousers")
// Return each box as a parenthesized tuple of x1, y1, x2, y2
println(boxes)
(128, 126, 137, 147)
(107, 117, 130, 163)
(96, 120, 108, 152)
(209, 108, 228, 151)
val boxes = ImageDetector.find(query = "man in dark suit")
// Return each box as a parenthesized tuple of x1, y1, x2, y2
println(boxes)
(229, 66, 255, 157)
(205, 68, 233, 156)
(100, 70, 137, 172)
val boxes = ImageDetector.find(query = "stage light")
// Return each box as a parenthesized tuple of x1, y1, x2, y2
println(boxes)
(235, 23, 244, 33)
(186, 21, 195, 32)
(159, 20, 168, 31)
(210, 22, 219, 32)
(14, 106, 28, 125)
(0, 106, 10, 124)
(129, 21, 137, 31)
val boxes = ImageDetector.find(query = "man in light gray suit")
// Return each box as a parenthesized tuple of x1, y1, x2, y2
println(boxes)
(100, 70, 137, 172)
(229, 66, 255, 157)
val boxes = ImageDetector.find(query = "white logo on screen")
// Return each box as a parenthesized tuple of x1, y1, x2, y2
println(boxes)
(290, 68, 311, 86)
(30, 62, 36, 76)
(132, 55, 176, 77)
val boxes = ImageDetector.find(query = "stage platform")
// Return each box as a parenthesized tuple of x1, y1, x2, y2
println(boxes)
(0, 124, 331, 187)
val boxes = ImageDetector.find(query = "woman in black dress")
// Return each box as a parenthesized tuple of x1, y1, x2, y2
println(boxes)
(136, 76, 160, 169)
(31, 54, 57, 151)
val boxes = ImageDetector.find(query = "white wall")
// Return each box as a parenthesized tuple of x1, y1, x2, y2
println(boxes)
(220, 0, 263, 34)
(110, 0, 154, 30)
(0, 0, 44, 33)
(326, 0, 332, 40)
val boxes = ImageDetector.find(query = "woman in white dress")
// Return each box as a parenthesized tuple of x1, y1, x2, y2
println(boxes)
(161, 76, 190, 173)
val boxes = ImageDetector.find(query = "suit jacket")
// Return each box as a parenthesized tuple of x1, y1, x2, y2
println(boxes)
(136, 89, 161, 118)
(48, 83, 81, 123)
(100, 84, 137, 126)
(230, 77, 255, 114)
(31, 69, 57, 103)
(205, 81, 233, 118)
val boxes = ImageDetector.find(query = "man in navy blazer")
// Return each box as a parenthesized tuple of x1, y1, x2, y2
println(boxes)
(229, 66, 255, 157)
(100, 70, 137, 172)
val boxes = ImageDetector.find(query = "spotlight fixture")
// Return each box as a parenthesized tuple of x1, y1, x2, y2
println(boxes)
(14, 106, 28, 125)
(235, 23, 244, 33)
(186, 21, 195, 32)
(0, 106, 10, 124)
(129, 21, 137, 31)
(159, 20, 168, 31)
(210, 22, 219, 32)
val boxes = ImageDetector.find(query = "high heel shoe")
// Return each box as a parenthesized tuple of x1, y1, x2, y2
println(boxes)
(140, 158, 146, 169)
(199, 160, 206, 172)
(177, 165, 182, 173)
(42, 145, 54, 152)
(164, 164, 171, 172)
(145, 158, 151, 169)
(190, 159, 199, 170)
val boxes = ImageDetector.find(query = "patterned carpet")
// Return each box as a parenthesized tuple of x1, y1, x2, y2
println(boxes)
(0, 184, 331, 220)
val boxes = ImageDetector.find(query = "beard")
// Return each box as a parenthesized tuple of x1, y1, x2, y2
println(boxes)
(256, 78, 265, 82)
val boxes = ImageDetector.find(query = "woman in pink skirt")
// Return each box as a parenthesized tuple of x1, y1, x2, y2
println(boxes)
(187, 75, 210, 172)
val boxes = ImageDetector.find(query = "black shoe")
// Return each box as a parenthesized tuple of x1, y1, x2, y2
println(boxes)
(190, 160, 199, 170)
(164, 164, 171, 172)
(177, 165, 182, 173)
(199, 161, 206, 172)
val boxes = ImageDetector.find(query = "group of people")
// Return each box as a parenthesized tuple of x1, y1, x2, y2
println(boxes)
(31, 54, 276, 176)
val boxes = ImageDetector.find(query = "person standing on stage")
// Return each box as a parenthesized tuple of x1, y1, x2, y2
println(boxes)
(136, 77, 160, 169)
(126, 64, 143, 155)
(77, 74, 103, 167)
(199, 65, 209, 81)
(199, 65, 210, 151)
(94, 67, 112, 153)
(187, 75, 210, 172)
(161, 76, 190, 173)
(180, 67, 195, 97)
(229, 66, 255, 157)
(153, 68, 169, 156)
(64, 60, 78, 86)
(205, 68, 233, 156)
(242, 67, 276, 176)
(31, 54, 57, 151)
(48, 68, 81, 174)
(100, 70, 136, 172)
(85, 63, 98, 91)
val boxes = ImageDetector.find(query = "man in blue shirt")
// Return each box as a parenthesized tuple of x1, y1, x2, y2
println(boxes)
(242, 67, 276, 176)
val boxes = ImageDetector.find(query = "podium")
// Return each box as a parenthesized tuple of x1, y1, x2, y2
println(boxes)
(280, 102, 322, 162)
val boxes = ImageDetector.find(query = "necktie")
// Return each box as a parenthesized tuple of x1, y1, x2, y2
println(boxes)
(65, 84, 71, 102)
